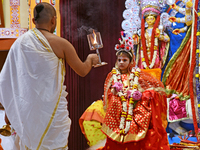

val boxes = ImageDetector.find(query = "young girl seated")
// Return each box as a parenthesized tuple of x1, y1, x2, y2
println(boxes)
(80, 36, 170, 150)
(98, 38, 170, 150)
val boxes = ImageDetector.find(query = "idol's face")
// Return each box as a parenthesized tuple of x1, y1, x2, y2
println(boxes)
(117, 54, 131, 74)
(145, 15, 156, 26)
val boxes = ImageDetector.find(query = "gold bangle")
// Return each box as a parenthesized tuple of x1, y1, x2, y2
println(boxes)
(177, 18, 180, 23)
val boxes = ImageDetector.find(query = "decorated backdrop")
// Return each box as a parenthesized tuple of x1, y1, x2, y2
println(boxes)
(60, 0, 125, 149)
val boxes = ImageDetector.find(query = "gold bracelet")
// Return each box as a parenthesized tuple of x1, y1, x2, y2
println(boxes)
(177, 18, 180, 23)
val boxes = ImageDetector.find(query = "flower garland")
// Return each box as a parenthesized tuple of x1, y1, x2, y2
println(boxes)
(112, 67, 142, 135)
(141, 38, 158, 69)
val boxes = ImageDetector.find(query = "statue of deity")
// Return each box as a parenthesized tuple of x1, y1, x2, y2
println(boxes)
(121, 0, 198, 137)
(139, 11, 170, 70)
(121, 0, 171, 80)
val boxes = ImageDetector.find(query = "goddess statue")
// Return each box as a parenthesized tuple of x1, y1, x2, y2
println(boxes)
(121, 0, 171, 80)
(121, 0, 198, 138)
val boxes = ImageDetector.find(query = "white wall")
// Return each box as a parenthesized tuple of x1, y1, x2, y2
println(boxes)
(20, 0, 29, 28)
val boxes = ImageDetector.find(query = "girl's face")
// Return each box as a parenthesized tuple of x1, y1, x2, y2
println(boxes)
(117, 53, 131, 74)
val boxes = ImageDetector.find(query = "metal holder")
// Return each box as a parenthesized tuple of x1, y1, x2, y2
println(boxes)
(87, 31, 107, 67)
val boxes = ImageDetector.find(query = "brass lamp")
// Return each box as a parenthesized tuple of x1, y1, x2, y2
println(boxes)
(87, 30, 107, 67)
(0, 124, 11, 136)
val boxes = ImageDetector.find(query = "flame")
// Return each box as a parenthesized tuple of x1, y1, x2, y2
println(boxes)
(93, 30, 97, 44)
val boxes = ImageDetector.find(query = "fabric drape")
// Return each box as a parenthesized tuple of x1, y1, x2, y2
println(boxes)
(60, 0, 125, 149)
(0, 28, 70, 149)
(162, 28, 191, 100)
(101, 70, 169, 149)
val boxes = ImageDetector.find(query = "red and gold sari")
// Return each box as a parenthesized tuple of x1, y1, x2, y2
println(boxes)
(162, 28, 191, 100)
(100, 70, 170, 150)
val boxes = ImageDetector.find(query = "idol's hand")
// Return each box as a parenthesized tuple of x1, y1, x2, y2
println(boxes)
(186, 1, 193, 8)
(172, 29, 180, 35)
(155, 28, 160, 37)
(170, 3, 176, 9)
(132, 34, 139, 45)
(169, 17, 176, 22)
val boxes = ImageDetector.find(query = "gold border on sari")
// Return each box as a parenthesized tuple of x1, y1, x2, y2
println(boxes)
(101, 124, 147, 143)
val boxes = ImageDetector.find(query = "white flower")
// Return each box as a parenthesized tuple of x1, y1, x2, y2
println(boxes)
(140, 40, 158, 69)
(122, 102, 127, 112)
(119, 117, 125, 129)
(136, 68, 140, 72)
(128, 104, 133, 115)
(124, 121, 131, 134)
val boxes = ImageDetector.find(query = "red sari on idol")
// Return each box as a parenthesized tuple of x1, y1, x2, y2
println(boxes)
(100, 69, 170, 150)
(162, 28, 191, 100)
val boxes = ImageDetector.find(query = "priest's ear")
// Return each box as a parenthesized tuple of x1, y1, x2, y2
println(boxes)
(51, 16, 56, 25)
(32, 18, 36, 25)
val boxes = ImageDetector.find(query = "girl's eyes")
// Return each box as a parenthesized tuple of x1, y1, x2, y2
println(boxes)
(118, 59, 127, 62)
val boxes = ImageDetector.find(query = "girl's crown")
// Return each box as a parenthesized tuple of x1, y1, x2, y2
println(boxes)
(115, 31, 133, 57)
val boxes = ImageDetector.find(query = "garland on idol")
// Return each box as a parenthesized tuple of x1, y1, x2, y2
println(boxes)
(141, 37, 158, 69)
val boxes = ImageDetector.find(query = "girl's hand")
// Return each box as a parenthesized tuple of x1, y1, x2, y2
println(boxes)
(111, 88, 117, 95)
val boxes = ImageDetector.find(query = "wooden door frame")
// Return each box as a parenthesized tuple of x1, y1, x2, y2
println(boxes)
(0, 0, 5, 28)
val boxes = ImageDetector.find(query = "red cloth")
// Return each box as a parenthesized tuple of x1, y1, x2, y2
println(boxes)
(101, 70, 170, 150)
(0, 139, 3, 150)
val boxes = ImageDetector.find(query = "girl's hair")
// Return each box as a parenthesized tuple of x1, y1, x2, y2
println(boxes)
(116, 51, 133, 62)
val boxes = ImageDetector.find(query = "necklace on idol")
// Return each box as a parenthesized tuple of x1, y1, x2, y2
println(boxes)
(141, 43, 158, 69)
(141, 19, 159, 69)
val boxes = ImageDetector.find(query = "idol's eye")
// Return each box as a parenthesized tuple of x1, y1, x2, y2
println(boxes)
(123, 59, 127, 62)
(118, 59, 121, 62)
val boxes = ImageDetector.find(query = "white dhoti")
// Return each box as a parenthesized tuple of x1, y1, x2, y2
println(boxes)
(0, 28, 71, 150)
